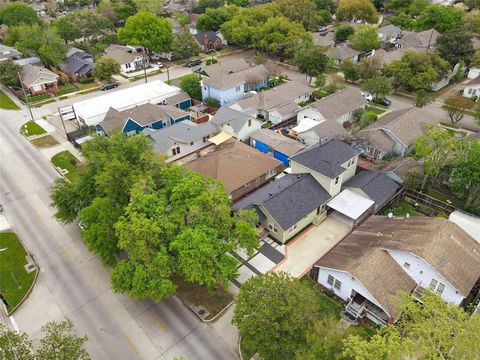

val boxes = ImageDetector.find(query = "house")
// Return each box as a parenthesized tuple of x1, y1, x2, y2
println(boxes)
(249, 129, 306, 166)
(186, 139, 282, 201)
(60, 49, 94, 80)
(462, 77, 480, 100)
(397, 29, 440, 50)
(358, 107, 437, 160)
(73, 80, 181, 126)
(370, 47, 423, 68)
(20, 64, 59, 95)
(201, 64, 270, 105)
(0, 44, 21, 61)
(143, 120, 219, 161)
(104, 44, 148, 73)
(381, 157, 420, 184)
(233, 173, 331, 243)
(378, 24, 402, 41)
(210, 107, 262, 142)
(230, 81, 312, 124)
(312, 31, 335, 48)
(95, 103, 190, 136)
(200, 58, 251, 78)
(292, 118, 348, 146)
(326, 46, 361, 66)
(467, 67, 480, 79)
(193, 30, 223, 52)
(297, 87, 367, 125)
(164, 92, 192, 110)
(313, 216, 480, 324)
(448, 210, 480, 243)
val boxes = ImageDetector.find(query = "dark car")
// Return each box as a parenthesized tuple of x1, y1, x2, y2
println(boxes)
(186, 59, 202, 67)
(100, 82, 118, 91)
(373, 97, 392, 106)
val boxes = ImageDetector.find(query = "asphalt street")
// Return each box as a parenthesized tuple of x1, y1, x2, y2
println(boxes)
(0, 108, 238, 360)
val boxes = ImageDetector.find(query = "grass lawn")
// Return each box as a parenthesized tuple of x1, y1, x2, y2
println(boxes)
(30, 135, 59, 148)
(173, 276, 233, 320)
(365, 106, 387, 115)
(76, 82, 98, 90)
(51, 150, 83, 183)
(0, 91, 19, 110)
(56, 84, 79, 96)
(167, 74, 199, 85)
(426, 188, 463, 208)
(383, 200, 420, 217)
(22, 93, 49, 103)
(0, 232, 37, 313)
(21, 120, 46, 136)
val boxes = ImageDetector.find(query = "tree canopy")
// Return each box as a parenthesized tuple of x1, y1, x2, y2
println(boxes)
(0, 2, 38, 26)
(350, 24, 380, 52)
(180, 74, 201, 100)
(172, 32, 200, 60)
(294, 42, 328, 82)
(442, 94, 475, 125)
(436, 29, 475, 66)
(93, 56, 121, 80)
(118, 11, 173, 54)
(414, 4, 463, 33)
(362, 75, 392, 98)
(197, 6, 238, 31)
(0, 59, 21, 87)
(335, 24, 355, 42)
(336, 0, 379, 24)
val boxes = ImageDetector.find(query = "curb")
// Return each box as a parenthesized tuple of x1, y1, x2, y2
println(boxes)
(238, 334, 244, 360)
(1, 231, 39, 316)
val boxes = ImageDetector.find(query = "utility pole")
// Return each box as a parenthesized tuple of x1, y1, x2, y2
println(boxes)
(17, 72, 34, 122)
(167, 65, 171, 83)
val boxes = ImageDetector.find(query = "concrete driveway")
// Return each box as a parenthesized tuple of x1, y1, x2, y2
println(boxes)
(273, 217, 350, 278)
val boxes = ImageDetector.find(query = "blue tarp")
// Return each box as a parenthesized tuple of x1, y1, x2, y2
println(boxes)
(274, 150, 289, 166)
(255, 140, 269, 154)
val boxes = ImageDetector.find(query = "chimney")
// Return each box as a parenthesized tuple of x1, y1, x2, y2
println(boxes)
(204, 34, 209, 50)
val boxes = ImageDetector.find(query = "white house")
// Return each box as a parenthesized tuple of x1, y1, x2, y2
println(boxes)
(313, 216, 480, 324)
(462, 77, 480, 100)
(104, 44, 148, 73)
(210, 106, 262, 142)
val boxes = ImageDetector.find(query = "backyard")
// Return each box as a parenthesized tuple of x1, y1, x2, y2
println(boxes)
(0, 232, 37, 314)
(0, 90, 19, 110)
(383, 200, 420, 217)
(51, 151, 83, 183)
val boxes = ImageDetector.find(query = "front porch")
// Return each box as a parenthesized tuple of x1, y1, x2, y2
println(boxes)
(344, 292, 390, 325)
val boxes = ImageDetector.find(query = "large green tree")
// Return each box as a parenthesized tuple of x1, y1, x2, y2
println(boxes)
(0, 59, 21, 87)
(335, 24, 355, 42)
(172, 32, 200, 60)
(362, 75, 392, 98)
(336, 0, 379, 24)
(415, 4, 463, 33)
(118, 11, 173, 54)
(0, 2, 38, 26)
(180, 74, 201, 100)
(436, 29, 475, 66)
(294, 42, 327, 83)
(343, 292, 480, 360)
(442, 94, 475, 125)
(350, 24, 380, 52)
(93, 56, 121, 81)
(133, 0, 165, 16)
(197, 6, 238, 31)
(233, 273, 321, 360)
(272, 0, 322, 31)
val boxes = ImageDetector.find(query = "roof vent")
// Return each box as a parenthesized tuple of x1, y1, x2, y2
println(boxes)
(268, 193, 273, 196)
(297, 175, 301, 179)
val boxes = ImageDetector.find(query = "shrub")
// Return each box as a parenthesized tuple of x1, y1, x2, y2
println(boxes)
(359, 111, 377, 128)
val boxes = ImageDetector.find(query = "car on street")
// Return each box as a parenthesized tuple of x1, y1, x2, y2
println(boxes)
(186, 59, 202, 67)
(100, 82, 118, 91)
(361, 92, 373, 101)
(373, 96, 392, 106)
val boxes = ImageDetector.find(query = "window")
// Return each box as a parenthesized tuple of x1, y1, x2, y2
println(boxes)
(334, 279, 342, 290)
(437, 283, 445, 295)
(468, 88, 473, 94)
(203, 136, 207, 143)
(289, 224, 297, 234)
(244, 182, 251, 188)
(171, 146, 181, 156)
(404, 262, 410, 269)
(334, 176, 339, 185)
(429, 279, 438, 290)
(327, 274, 334, 286)
(248, 119, 252, 127)
(32, 84, 42, 91)
(268, 223, 278, 233)
(266, 169, 276, 179)
(235, 86, 241, 92)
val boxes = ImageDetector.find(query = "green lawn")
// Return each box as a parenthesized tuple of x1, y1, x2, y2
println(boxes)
(365, 106, 387, 115)
(383, 200, 420, 217)
(0, 91, 19, 110)
(426, 188, 463, 208)
(21, 93, 49, 103)
(0, 232, 37, 313)
(21, 120, 47, 136)
(56, 84, 79, 96)
(30, 135, 59, 148)
(167, 74, 199, 85)
(51, 150, 83, 183)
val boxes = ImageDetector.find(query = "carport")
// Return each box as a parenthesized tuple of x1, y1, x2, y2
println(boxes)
(327, 189, 375, 228)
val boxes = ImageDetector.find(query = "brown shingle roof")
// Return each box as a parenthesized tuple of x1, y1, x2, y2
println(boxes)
(309, 87, 367, 121)
(327, 46, 361, 61)
(202, 58, 251, 78)
(311, 120, 348, 140)
(398, 29, 440, 48)
(203, 64, 269, 90)
(20, 64, 59, 87)
(186, 139, 281, 193)
(317, 216, 480, 318)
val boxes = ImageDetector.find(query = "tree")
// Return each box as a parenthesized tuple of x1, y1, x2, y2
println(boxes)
(335, 24, 355, 42)
(385, 0, 412, 12)
(314, 74, 326, 88)
(350, 24, 380, 52)
(55, 10, 113, 46)
(415, 89, 433, 108)
(383, 50, 449, 92)
(359, 111, 377, 127)
(228, 0, 249, 6)
(172, 32, 200, 60)
(272, 0, 322, 31)
(436, 29, 474, 66)
(180, 74, 201, 100)
(195, 0, 225, 13)
(357, 57, 379, 80)
(0, 2, 38, 26)
(36, 319, 90, 360)
(442, 94, 475, 125)
(341, 59, 359, 82)
(409, 0, 428, 16)
(389, 11, 415, 31)
(118, 12, 173, 54)
(413, 126, 459, 190)
(197, 6, 237, 31)
(0, 59, 21, 87)
(471, 49, 480, 67)
(93, 56, 121, 80)
(294, 42, 327, 83)
(343, 292, 480, 360)
(133, 0, 166, 16)
(415, 4, 463, 33)
(232, 273, 321, 360)
(362, 75, 391, 98)
(336, 0, 379, 24)
(0, 324, 34, 360)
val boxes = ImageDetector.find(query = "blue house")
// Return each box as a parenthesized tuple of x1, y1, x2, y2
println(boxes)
(165, 92, 192, 110)
(96, 103, 190, 136)
(249, 129, 306, 166)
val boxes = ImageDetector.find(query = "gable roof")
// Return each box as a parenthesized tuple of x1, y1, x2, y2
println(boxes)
(60, 52, 93, 76)
(378, 24, 402, 37)
(0, 44, 21, 60)
(211, 106, 253, 132)
(202, 58, 251, 78)
(308, 87, 367, 121)
(194, 30, 220, 45)
(20, 64, 59, 87)
(100, 107, 128, 134)
(144, 120, 218, 152)
(165, 92, 191, 106)
(312, 31, 335, 48)
(103, 49, 147, 66)
(202, 64, 269, 90)
(317, 216, 480, 318)
(186, 140, 281, 193)
(361, 107, 437, 148)
(290, 139, 360, 178)
(381, 157, 419, 182)
(327, 46, 361, 61)
(398, 29, 440, 48)
(311, 119, 348, 140)
(233, 173, 330, 230)
(250, 129, 306, 157)
(344, 170, 400, 207)
(371, 47, 424, 67)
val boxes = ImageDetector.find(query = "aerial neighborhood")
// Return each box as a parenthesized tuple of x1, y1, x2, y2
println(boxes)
(1, 0, 480, 359)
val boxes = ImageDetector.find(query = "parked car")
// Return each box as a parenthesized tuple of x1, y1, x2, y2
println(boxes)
(186, 59, 202, 67)
(373, 97, 392, 106)
(361, 92, 373, 101)
(100, 82, 118, 91)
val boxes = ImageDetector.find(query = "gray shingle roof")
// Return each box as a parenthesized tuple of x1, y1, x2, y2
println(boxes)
(344, 170, 400, 208)
(250, 129, 305, 157)
(234, 173, 330, 230)
(378, 24, 402, 37)
(309, 87, 367, 122)
(211, 106, 252, 132)
(121, 103, 188, 126)
(290, 139, 360, 178)
(60, 52, 93, 76)
(20, 64, 59, 87)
